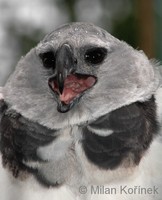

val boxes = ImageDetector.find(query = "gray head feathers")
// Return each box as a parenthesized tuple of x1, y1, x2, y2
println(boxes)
(3, 22, 161, 130)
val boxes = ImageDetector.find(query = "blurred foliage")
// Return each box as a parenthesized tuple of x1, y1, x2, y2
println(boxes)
(113, 12, 138, 48)
(4, 0, 142, 57)
(18, 31, 42, 54)
(154, 0, 162, 61)
(3, 0, 159, 59)
(1, 0, 161, 86)
(100, 0, 137, 48)
(55, 0, 138, 48)
(55, 0, 77, 21)
(10, 28, 42, 55)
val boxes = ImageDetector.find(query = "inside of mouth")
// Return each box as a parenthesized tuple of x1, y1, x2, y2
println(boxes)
(50, 74, 96, 105)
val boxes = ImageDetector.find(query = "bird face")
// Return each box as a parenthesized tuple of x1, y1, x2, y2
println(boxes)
(3, 23, 160, 130)
(39, 43, 101, 113)
(35, 23, 159, 116)
(36, 25, 110, 112)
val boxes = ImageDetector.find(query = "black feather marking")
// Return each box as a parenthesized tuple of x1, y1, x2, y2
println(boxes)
(0, 99, 8, 150)
(82, 96, 159, 169)
(0, 99, 7, 114)
(0, 107, 57, 178)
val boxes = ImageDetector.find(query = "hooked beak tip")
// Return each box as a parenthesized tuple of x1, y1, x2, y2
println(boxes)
(57, 73, 64, 94)
(59, 85, 64, 94)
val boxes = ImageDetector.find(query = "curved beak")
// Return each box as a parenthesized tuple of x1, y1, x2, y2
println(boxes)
(48, 43, 97, 113)
(55, 43, 76, 94)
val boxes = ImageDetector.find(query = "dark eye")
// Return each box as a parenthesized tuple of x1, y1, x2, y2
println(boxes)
(84, 48, 107, 65)
(39, 51, 55, 69)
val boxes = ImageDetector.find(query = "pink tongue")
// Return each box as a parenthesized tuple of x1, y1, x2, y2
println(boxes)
(60, 75, 96, 104)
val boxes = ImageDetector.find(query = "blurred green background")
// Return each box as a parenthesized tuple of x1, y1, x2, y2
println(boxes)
(0, 0, 162, 85)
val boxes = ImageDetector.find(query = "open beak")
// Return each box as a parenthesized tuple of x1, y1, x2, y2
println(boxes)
(48, 43, 97, 112)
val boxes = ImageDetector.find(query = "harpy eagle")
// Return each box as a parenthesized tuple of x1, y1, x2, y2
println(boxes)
(0, 22, 162, 200)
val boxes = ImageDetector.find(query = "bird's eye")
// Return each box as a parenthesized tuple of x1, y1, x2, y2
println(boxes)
(39, 51, 55, 69)
(84, 48, 107, 65)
